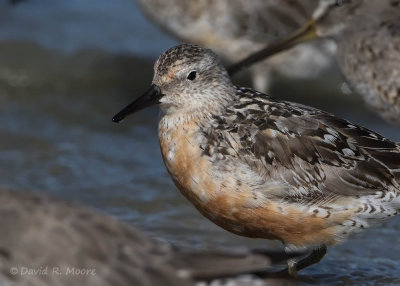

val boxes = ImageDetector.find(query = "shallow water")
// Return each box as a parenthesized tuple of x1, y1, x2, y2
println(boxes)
(0, 1, 399, 285)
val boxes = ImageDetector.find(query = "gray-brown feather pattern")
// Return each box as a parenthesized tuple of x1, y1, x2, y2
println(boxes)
(200, 87, 400, 205)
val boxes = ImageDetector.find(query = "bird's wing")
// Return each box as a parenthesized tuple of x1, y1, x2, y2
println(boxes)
(209, 88, 400, 204)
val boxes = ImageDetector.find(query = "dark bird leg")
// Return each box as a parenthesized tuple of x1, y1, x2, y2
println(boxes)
(286, 245, 327, 276)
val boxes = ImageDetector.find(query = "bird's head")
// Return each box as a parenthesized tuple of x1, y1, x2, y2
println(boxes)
(112, 44, 234, 122)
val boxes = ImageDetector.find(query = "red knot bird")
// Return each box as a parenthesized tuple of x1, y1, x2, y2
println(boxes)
(112, 44, 400, 276)
(0, 191, 283, 285)
(135, 0, 336, 92)
(229, 0, 400, 126)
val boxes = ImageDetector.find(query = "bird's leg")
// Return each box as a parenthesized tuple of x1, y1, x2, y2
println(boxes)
(286, 245, 327, 277)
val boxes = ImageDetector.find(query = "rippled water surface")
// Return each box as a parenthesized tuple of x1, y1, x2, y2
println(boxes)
(0, 1, 399, 285)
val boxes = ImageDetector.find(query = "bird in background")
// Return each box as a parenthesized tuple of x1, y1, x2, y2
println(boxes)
(113, 44, 400, 275)
(229, 0, 400, 126)
(0, 191, 296, 286)
(135, 0, 336, 92)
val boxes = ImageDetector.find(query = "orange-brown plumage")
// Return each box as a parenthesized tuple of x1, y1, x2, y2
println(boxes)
(159, 115, 360, 248)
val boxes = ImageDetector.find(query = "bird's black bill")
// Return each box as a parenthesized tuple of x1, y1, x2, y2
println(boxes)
(112, 84, 162, 123)
(227, 19, 318, 76)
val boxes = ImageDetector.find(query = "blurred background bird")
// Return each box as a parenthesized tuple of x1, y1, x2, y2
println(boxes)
(229, 0, 400, 126)
(1, 191, 304, 286)
(135, 0, 336, 92)
(320, 0, 400, 126)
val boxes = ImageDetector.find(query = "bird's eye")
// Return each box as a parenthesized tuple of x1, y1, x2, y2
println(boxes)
(187, 71, 197, 80)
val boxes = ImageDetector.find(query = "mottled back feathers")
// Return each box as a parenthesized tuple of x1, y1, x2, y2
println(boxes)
(201, 87, 400, 205)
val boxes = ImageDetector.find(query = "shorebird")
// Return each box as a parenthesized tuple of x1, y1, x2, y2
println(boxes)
(135, 0, 336, 92)
(228, 0, 400, 126)
(0, 191, 284, 286)
(113, 44, 400, 275)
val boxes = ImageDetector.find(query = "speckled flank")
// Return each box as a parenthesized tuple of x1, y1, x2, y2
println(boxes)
(147, 44, 400, 251)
